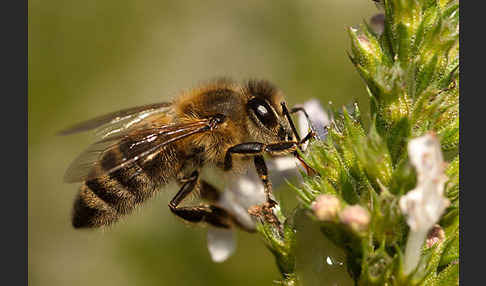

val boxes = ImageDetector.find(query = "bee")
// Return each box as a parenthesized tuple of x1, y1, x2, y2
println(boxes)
(61, 78, 315, 232)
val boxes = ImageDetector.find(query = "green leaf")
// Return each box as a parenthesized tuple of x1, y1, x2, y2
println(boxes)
(423, 262, 459, 286)
(439, 232, 459, 267)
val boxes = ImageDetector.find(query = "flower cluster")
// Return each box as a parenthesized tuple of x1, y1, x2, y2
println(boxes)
(288, 0, 458, 284)
(198, 1, 459, 285)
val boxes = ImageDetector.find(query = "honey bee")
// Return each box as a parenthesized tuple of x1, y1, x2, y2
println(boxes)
(61, 78, 315, 232)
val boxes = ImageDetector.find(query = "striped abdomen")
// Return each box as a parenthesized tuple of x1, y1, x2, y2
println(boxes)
(72, 144, 184, 228)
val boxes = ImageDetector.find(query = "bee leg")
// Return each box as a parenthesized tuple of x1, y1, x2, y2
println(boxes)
(169, 172, 235, 229)
(199, 180, 256, 232)
(169, 171, 200, 221)
(223, 134, 315, 171)
(253, 155, 276, 207)
(252, 136, 313, 157)
(223, 142, 277, 205)
(224, 135, 316, 197)
(199, 180, 220, 203)
(224, 142, 265, 171)
(265, 133, 316, 175)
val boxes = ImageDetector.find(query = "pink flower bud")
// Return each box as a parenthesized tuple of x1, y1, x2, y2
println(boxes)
(426, 224, 445, 248)
(312, 195, 340, 221)
(339, 205, 370, 232)
(357, 34, 372, 53)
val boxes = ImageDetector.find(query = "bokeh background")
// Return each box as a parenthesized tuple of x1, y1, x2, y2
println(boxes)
(29, 1, 377, 285)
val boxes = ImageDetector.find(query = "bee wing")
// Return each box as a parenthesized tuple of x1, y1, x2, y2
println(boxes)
(58, 102, 172, 136)
(64, 120, 211, 183)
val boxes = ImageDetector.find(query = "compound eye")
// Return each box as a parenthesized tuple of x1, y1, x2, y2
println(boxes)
(248, 98, 278, 128)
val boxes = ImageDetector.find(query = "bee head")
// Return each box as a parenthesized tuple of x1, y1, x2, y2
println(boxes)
(244, 80, 296, 143)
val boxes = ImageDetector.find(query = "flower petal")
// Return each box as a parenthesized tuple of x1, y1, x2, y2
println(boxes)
(267, 156, 302, 187)
(207, 227, 236, 263)
(399, 133, 450, 274)
(297, 99, 330, 143)
(399, 133, 449, 231)
(220, 169, 266, 231)
(223, 168, 266, 208)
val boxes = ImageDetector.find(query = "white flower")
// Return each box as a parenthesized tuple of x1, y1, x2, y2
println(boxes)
(399, 133, 450, 274)
(207, 227, 236, 262)
(296, 99, 331, 145)
(219, 168, 267, 231)
(207, 99, 329, 262)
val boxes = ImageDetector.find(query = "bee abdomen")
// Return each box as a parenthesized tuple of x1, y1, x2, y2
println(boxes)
(72, 167, 158, 228)
(72, 148, 183, 228)
(72, 183, 121, 228)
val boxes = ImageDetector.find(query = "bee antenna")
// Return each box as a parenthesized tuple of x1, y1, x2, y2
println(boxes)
(281, 102, 301, 143)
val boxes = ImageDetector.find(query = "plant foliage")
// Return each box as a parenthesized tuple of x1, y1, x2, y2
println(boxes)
(257, 1, 459, 284)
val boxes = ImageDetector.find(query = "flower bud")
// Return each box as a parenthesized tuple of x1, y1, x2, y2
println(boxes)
(370, 14, 385, 35)
(312, 194, 340, 221)
(358, 34, 373, 54)
(339, 205, 370, 232)
(426, 224, 445, 248)
(348, 26, 383, 71)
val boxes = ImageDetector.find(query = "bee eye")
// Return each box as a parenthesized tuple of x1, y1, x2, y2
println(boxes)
(248, 98, 278, 128)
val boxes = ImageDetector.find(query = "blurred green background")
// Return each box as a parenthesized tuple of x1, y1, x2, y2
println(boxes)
(29, 1, 377, 285)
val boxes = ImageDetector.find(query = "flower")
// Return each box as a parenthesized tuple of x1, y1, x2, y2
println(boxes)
(296, 99, 331, 143)
(207, 227, 236, 262)
(399, 133, 450, 274)
(206, 99, 330, 262)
